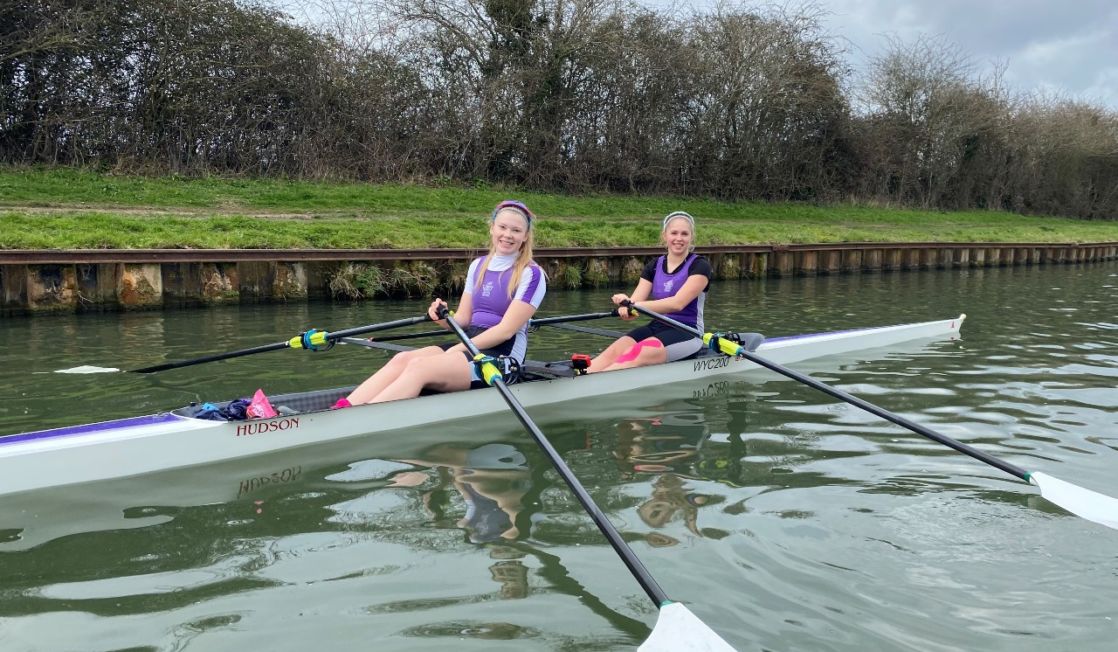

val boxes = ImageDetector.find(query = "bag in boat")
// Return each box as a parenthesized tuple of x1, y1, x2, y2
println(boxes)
(194, 399, 249, 421)
(246, 389, 278, 419)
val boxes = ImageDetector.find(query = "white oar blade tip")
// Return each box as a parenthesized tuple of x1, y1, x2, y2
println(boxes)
(54, 365, 120, 374)
(1030, 471, 1118, 531)
(638, 602, 737, 652)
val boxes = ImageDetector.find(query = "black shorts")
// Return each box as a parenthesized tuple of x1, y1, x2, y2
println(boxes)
(625, 322, 703, 362)
(437, 326, 518, 388)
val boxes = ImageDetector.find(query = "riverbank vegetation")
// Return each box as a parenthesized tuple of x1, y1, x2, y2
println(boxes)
(3, 168, 1117, 249)
(2, 1, 1116, 223)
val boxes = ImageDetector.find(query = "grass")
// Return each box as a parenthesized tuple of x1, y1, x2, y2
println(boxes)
(1, 166, 1116, 249)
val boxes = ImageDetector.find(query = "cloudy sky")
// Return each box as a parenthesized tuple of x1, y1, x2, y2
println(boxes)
(655, 0, 1118, 110)
(284, 1, 1117, 110)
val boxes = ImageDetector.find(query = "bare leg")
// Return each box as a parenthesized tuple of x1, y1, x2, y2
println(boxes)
(347, 346, 443, 404)
(587, 336, 637, 373)
(599, 338, 668, 372)
(369, 349, 473, 403)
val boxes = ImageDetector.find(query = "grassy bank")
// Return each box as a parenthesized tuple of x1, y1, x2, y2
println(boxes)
(1, 167, 1116, 249)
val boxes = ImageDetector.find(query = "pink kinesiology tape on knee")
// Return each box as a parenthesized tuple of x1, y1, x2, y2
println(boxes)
(615, 338, 663, 363)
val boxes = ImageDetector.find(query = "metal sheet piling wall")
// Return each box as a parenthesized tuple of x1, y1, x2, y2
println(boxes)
(1, 242, 1116, 314)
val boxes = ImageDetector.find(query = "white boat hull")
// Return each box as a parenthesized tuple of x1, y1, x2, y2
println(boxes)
(0, 314, 965, 496)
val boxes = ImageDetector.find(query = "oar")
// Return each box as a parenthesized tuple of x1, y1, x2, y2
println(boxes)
(438, 308, 735, 651)
(131, 314, 431, 374)
(372, 329, 447, 343)
(529, 310, 619, 326)
(623, 301, 1118, 531)
(365, 311, 623, 344)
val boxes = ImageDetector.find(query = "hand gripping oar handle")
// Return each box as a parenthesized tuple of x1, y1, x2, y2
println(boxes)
(620, 300, 1031, 482)
(131, 314, 432, 374)
(436, 307, 671, 606)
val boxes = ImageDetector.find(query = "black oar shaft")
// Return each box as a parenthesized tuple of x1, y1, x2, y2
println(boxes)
(441, 312, 670, 606)
(323, 315, 432, 340)
(132, 342, 289, 373)
(131, 314, 431, 374)
(740, 351, 1030, 481)
(369, 312, 621, 343)
(374, 329, 448, 342)
(529, 310, 618, 326)
(624, 301, 1031, 483)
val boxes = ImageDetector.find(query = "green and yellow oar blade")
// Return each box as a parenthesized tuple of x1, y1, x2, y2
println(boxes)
(639, 602, 736, 651)
(1030, 472, 1118, 530)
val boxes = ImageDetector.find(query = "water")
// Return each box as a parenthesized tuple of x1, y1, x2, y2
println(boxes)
(1, 263, 1117, 651)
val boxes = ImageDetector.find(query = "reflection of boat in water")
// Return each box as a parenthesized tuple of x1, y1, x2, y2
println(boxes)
(0, 423, 517, 551)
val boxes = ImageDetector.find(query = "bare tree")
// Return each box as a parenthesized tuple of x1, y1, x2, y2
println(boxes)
(1, 0, 1114, 219)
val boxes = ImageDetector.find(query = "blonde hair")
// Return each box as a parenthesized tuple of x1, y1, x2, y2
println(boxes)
(476, 203, 538, 297)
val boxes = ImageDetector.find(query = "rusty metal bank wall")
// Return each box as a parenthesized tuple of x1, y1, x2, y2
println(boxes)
(2, 242, 1117, 315)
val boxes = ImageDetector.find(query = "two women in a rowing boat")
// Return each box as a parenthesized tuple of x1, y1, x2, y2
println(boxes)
(587, 210, 711, 372)
(339, 200, 546, 406)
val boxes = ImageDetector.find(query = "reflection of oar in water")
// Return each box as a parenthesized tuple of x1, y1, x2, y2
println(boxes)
(439, 307, 735, 651)
(622, 300, 1118, 531)
(128, 315, 433, 373)
(501, 539, 650, 639)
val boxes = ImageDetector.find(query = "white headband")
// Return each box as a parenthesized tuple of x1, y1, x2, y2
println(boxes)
(662, 211, 695, 231)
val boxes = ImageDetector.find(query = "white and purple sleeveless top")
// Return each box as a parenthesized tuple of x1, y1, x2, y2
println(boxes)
(464, 253, 547, 362)
(642, 253, 711, 331)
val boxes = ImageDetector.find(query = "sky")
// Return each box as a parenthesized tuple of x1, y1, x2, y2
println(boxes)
(652, 0, 1118, 110)
(281, 0, 1118, 111)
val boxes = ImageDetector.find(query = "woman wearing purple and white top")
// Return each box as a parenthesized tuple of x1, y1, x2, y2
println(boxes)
(341, 201, 546, 406)
(588, 211, 711, 373)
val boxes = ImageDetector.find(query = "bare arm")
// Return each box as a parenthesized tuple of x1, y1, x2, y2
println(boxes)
(445, 299, 536, 353)
(612, 274, 708, 317)
(631, 274, 708, 314)
(611, 278, 653, 321)
(429, 291, 474, 330)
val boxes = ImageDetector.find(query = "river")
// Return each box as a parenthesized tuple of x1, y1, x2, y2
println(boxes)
(1, 262, 1116, 651)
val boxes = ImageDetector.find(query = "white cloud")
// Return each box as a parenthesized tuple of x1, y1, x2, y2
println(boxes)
(819, 0, 1118, 109)
(281, 0, 1118, 110)
(648, 0, 1118, 110)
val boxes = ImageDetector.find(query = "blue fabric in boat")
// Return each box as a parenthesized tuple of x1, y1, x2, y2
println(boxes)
(176, 387, 354, 418)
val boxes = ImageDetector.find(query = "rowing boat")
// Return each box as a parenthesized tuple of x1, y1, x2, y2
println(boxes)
(0, 314, 965, 497)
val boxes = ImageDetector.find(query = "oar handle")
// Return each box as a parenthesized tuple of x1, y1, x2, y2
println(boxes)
(623, 301, 1032, 483)
(437, 307, 671, 607)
